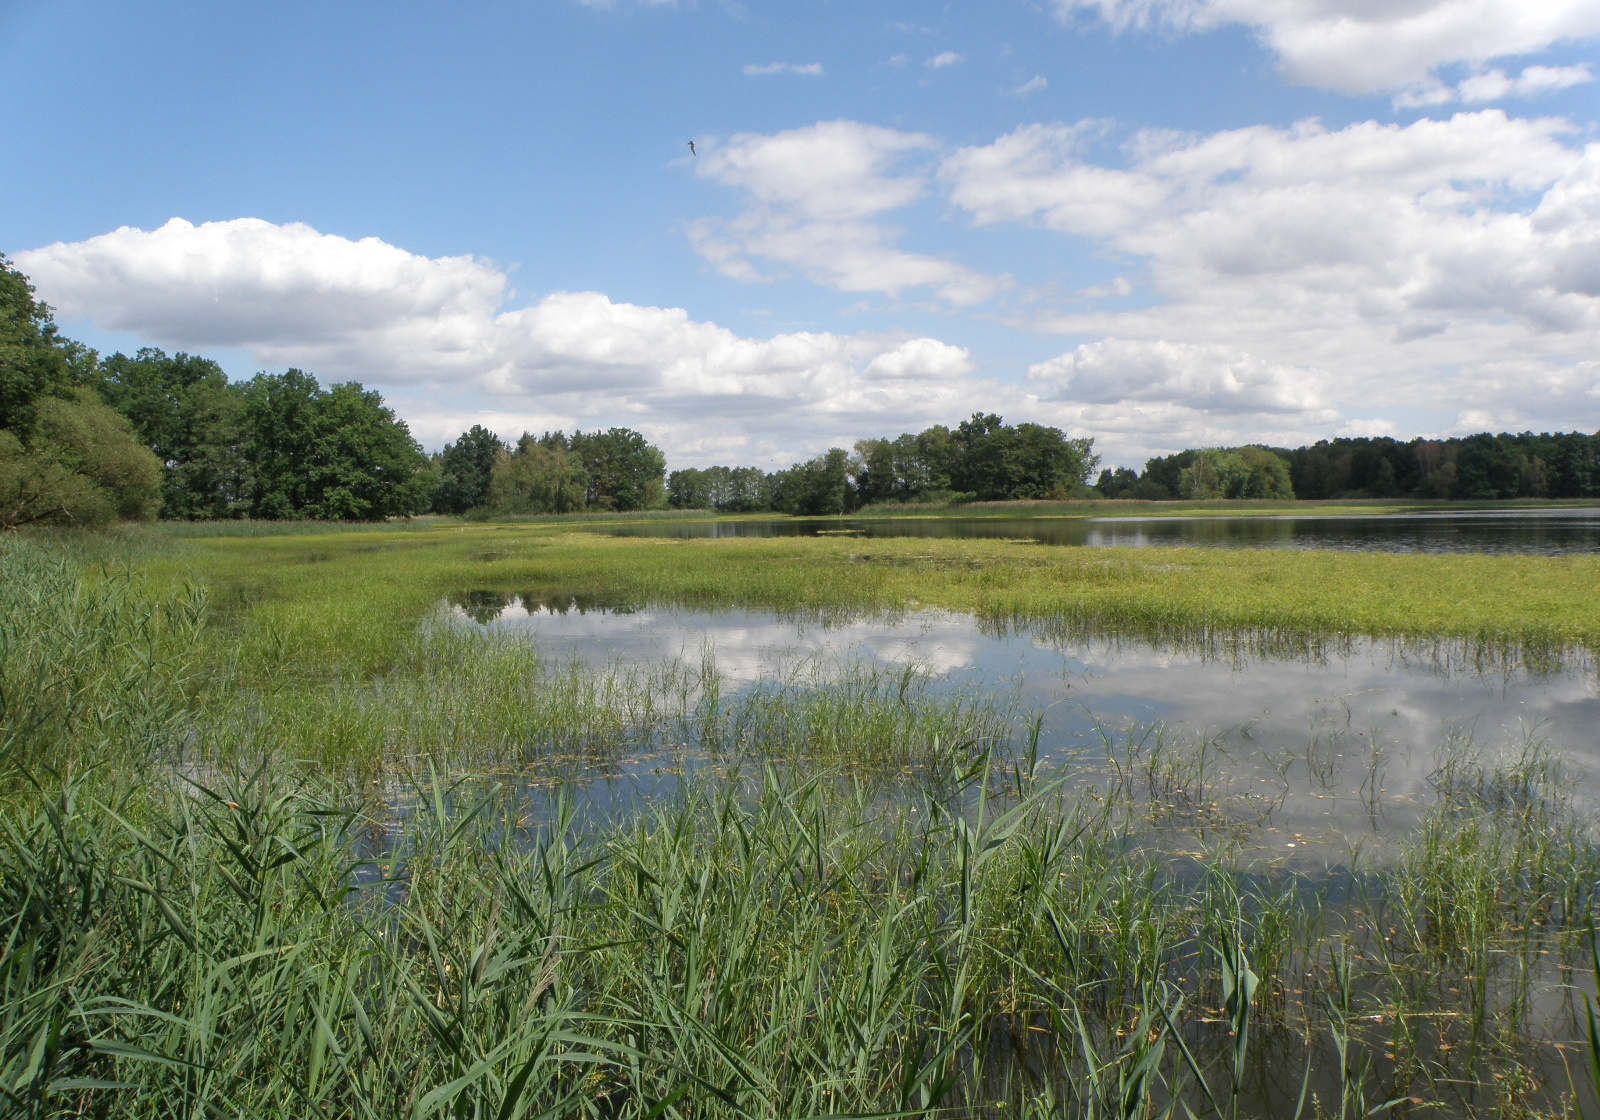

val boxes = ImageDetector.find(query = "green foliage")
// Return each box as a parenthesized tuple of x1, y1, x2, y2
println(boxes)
(0, 540, 204, 774)
(951, 413, 1099, 501)
(566, 427, 667, 511)
(240, 370, 430, 520)
(854, 426, 959, 503)
(487, 435, 589, 514)
(93, 349, 247, 519)
(772, 447, 855, 515)
(0, 256, 75, 436)
(1178, 446, 1295, 500)
(0, 392, 162, 529)
(666, 465, 772, 511)
(432, 424, 506, 514)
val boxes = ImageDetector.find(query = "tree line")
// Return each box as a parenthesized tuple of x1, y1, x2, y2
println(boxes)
(668, 415, 1102, 515)
(1097, 433, 1600, 502)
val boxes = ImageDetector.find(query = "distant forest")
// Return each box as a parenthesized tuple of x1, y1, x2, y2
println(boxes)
(4, 254, 1596, 527)
(1096, 433, 1600, 502)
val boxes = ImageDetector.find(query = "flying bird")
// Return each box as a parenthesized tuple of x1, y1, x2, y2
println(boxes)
(687, 140, 696, 157)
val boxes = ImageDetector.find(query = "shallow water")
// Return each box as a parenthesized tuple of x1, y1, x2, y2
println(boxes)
(448, 591, 1600, 866)
(603, 507, 1600, 555)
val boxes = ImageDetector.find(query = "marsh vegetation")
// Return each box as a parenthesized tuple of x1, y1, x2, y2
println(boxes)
(4, 520, 1600, 1118)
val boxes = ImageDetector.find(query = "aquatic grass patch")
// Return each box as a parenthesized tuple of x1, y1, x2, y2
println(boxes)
(142, 523, 1600, 666)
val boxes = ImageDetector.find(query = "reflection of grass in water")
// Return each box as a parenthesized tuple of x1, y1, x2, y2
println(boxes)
(7, 532, 1600, 1117)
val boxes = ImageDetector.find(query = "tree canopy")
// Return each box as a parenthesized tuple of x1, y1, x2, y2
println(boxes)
(241, 370, 431, 520)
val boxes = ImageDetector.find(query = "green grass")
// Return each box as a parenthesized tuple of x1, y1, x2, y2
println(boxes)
(131, 521, 1600, 677)
(5, 528, 1600, 1118)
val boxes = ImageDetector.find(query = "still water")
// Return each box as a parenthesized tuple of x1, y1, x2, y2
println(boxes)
(448, 591, 1600, 862)
(604, 507, 1600, 555)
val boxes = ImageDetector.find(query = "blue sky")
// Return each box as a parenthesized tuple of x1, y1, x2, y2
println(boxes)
(5, 0, 1599, 468)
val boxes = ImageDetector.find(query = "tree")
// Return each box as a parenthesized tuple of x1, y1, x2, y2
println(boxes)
(94, 348, 247, 519)
(773, 448, 855, 515)
(0, 255, 76, 436)
(487, 435, 588, 514)
(951, 413, 1098, 500)
(1454, 434, 1523, 500)
(1179, 447, 1294, 499)
(0, 390, 161, 529)
(433, 424, 506, 514)
(240, 370, 430, 519)
(568, 428, 667, 511)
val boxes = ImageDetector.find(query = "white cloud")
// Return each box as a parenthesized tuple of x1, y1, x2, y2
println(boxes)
(1014, 75, 1049, 96)
(1054, 0, 1600, 95)
(16, 218, 1002, 465)
(925, 51, 963, 68)
(1395, 63, 1596, 106)
(1029, 338, 1327, 413)
(944, 109, 1600, 440)
(690, 121, 1007, 304)
(863, 337, 975, 379)
(1458, 63, 1594, 101)
(743, 61, 825, 76)
(946, 112, 1594, 329)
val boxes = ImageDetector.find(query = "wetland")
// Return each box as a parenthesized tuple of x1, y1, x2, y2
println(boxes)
(4, 507, 1600, 1119)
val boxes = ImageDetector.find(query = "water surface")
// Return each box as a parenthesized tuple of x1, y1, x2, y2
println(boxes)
(603, 507, 1600, 555)
(448, 591, 1600, 864)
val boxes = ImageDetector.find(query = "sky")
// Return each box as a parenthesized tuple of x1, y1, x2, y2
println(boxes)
(3, 0, 1599, 470)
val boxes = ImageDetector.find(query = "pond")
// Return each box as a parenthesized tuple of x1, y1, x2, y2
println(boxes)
(602, 507, 1600, 555)
(446, 590, 1600, 867)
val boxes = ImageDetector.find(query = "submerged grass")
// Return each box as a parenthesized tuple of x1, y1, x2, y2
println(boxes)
(5, 530, 1600, 1117)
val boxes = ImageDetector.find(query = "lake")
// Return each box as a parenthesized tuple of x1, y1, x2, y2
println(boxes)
(603, 506, 1600, 555)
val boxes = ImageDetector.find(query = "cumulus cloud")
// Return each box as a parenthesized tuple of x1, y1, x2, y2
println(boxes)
(1022, 339, 1343, 463)
(743, 61, 825, 76)
(945, 111, 1599, 334)
(1395, 63, 1596, 107)
(1458, 63, 1594, 100)
(943, 109, 1600, 441)
(1053, 0, 1600, 95)
(1014, 75, 1049, 96)
(1029, 339, 1327, 414)
(16, 218, 1000, 464)
(924, 51, 963, 68)
(689, 121, 1007, 303)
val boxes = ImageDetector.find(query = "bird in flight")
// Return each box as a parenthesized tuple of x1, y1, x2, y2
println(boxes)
(687, 140, 696, 157)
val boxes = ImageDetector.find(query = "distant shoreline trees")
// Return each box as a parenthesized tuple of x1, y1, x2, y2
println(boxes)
(669, 415, 1102, 515)
(1101, 434, 1600, 502)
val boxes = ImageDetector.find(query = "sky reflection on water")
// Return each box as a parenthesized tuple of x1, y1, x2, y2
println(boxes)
(450, 592, 1600, 863)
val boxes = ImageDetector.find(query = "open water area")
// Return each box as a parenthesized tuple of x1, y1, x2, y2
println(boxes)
(446, 589, 1599, 867)
(606, 506, 1600, 555)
